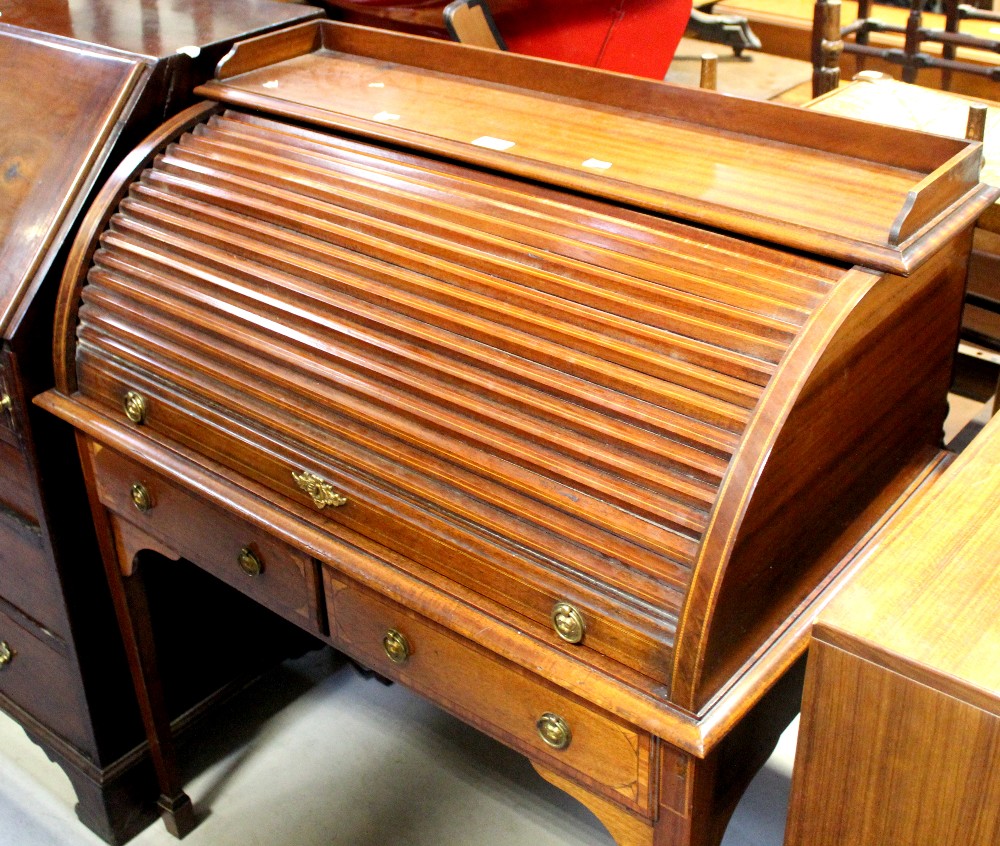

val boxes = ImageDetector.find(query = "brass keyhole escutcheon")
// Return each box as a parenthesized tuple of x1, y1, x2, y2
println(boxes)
(536, 712, 572, 750)
(0, 641, 13, 670)
(123, 390, 147, 425)
(551, 601, 585, 644)
(130, 483, 152, 513)
(237, 547, 263, 577)
(382, 629, 410, 664)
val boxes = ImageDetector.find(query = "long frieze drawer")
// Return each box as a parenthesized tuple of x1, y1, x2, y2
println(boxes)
(0, 439, 40, 524)
(88, 443, 324, 633)
(0, 516, 69, 642)
(323, 568, 656, 815)
(0, 605, 92, 751)
(76, 362, 677, 686)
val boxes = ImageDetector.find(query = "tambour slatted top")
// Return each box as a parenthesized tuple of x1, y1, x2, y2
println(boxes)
(70, 103, 845, 688)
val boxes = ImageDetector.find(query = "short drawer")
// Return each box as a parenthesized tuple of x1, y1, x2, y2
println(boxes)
(89, 443, 323, 634)
(0, 439, 40, 523)
(323, 569, 655, 814)
(0, 605, 92, 751)
(0, 517, 69, 641)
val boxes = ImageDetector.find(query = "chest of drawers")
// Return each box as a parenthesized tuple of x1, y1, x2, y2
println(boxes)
(38, 20, 998, 845)
(0, 4, 322, 842)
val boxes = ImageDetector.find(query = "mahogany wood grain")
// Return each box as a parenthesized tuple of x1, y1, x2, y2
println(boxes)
(785, 412, 1000, 846)
(198, 21, 998, 275)
(37, 23, 991, 846)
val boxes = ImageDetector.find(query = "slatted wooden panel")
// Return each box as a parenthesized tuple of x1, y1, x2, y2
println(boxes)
(74, 109, 844, 684)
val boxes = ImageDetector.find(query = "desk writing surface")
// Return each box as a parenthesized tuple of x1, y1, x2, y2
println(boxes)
(0, 0, 316, 59)
(815, 411, 1000, 711)
(0, 28, 143, 337)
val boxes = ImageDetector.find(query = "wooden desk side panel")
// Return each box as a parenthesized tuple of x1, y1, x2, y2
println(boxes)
(786, 639, 1000, 846)
(677, 234, 970, 712)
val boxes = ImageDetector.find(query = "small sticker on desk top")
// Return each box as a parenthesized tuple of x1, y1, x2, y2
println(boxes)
(472, 136, 516, 151)
(369, 82, 386, 88)
(373, 111, 401, 122)
(262, 80, 280, 89)
(582, 158, 613, 170)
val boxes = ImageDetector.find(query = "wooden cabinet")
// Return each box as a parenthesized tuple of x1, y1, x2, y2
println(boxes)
(785, 412, 1000, 846)
(37, 20, 997, 846)
(0, 3, 322, 843)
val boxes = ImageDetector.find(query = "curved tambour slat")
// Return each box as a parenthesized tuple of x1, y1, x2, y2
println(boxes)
(75, 110, 844, 684)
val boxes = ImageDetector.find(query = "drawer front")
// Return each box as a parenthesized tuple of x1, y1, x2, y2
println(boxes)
(0, 518, 69, 641)
(324, 569, 655, 814)
(77, 363, 675, 686)
(89, 444, 323, 634)
(0, 438, 40, 524)
(0, 605, 92, 751)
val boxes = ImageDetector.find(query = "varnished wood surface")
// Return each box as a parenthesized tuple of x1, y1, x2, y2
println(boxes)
(197, 21, 996, 274)
(0, 28, 143, 338)
(808, 75, 1000, 231)
(35, 24, 992, 846)
(0, 0, 318, 58)
(811, 411, 1000, 706)
(785, 413, 1000, 846)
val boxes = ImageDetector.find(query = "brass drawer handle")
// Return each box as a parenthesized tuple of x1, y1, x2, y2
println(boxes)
(130, 482, 153, 513)
(536, 712, 572, 750)
(0, 394, 11, 413)
(0, 641, 13, 670)
(551, 601, 585, 644)
(123, 390, 147, 425)
(292, 470, 348, 509)
(382, 629, 410, 664)
(237, 546, 264, 577)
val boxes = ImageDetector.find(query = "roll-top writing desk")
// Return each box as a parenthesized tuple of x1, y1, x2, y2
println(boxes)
(38, 21, 997, 845)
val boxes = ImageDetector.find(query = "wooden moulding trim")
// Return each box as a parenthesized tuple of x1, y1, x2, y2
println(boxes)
(214, 19, 325, 80)
(1, 57, 147, 342)
(212, 20, 969, 174)
(52, 100, 222, 396)
(36, 390, 791, 758)
(669, 266, 883, 713)
(890, 145, 992, 246)
(895, 182, 999, 272)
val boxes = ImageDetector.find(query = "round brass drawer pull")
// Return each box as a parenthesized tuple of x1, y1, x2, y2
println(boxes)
(0, 641, 14, 670)
(130, 482, 153, 513)
(123, 390, 147, 425)
(0, 394, 12, 413)
(237, 547, 264, 577)
(551, 601, 586, 644)
(382, 629, 410, 664)
(536, 712, 572, 750)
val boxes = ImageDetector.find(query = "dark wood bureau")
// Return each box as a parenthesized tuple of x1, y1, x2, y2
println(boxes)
(0, 3, 322, 842)
(38, 20, 997, 845)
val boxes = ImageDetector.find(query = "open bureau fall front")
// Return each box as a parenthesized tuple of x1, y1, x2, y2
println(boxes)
(36, 20, 997, 846)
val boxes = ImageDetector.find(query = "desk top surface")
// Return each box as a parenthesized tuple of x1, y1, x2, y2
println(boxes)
(0, 0, 317, 59)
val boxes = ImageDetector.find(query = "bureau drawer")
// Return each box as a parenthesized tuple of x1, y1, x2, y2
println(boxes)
(323, 569, 655, 814)
(0, 517, 69, 641)
(88, 444, 324, 634)
(0, 605, 92, 751)
(0, 439, 40, 523)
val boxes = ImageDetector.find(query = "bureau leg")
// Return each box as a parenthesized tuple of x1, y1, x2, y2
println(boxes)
(114, 555, 197, 838)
